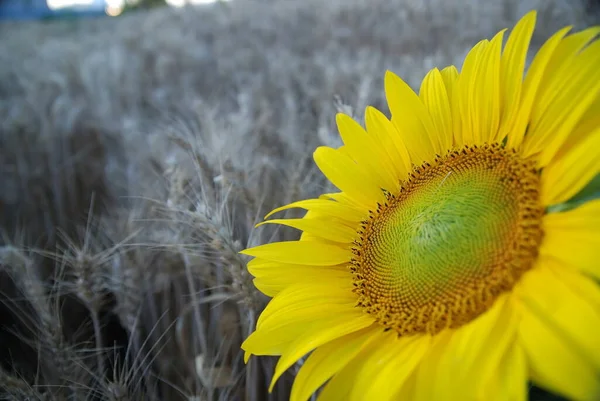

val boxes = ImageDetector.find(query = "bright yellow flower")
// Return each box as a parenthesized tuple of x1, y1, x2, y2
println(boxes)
(241, 10, 600, 401)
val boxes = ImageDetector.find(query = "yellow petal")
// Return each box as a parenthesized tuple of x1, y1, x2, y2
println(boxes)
(316, 341, 374, 401)
(247, 258, 349, 297)
(439, 65, 460, 145)
(290, 325, 379, 401)
(252, 274, 338, 298)
(545, 259, 600, 311)
(497, 10, 536, 142)
(299, 231, 326, 242)
(523, 38, 600, 166)
(542, 26, 600, 82)
(391, 373, 417, 400)
(412, 330, 453, 401)
(540, 126, 600, 206)
(349, 332, 431, 401)
(255, 280, 357, 328)
(364, 105, 412, 180)
(319, 191, 361, 206)
(269, 314, 374, 392)
(419, 68, 453, 151)
(428, 295, 517, 399)
(244, 308, 366, 364)
(541, 199, 600, 279)
(486, 342, 528, 401)
(516, 264, 600, 401)
(336, 113, 400, 192)
(240, 241, 351, 266)
(456, 39, 489, 145)
(256, 218, 357, 244)
(551, 96, 600, 176)
(265, 198, 366, 223)
(469, 30, 505, 144)
(242, 282, 359, 357)
(313, 146, 386, 208)
(458, 295, 519, 400)
(506, 26, 572, 149)
(384, 70, 440, 164)
(562, 95, 600, 153)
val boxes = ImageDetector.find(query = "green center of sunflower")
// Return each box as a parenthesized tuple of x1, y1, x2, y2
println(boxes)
(351, 144, 544, 336)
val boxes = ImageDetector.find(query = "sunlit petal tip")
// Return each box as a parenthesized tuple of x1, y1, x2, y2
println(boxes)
(255, 220, 281, 228)
(264, 199, 324, 220)
(384, 68, 442, 162)
(384, 69, 399, 84)
(519, 9, 537, 27)
(335, 112, 353, 126)
(440, 65, 458, 76)
(313, 146, 387, 207)
(313, 145, 330, 157)
(384, 69, 413, 102)
(238, 247, 256, 256)
(264, 210, 277, 220)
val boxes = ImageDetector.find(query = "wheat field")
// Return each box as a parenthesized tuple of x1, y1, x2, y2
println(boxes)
(0, 0, 598, 400)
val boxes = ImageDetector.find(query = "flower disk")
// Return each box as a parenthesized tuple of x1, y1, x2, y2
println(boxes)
(352, 144, 544, 335)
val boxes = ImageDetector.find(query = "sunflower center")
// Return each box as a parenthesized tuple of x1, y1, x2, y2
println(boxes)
(351, 144, 544, 336)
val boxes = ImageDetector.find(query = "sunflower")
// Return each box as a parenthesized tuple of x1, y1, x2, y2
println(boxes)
(241, 10, 600, 401)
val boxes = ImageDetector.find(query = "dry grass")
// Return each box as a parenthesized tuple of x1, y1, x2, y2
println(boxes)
(0, 0, 598, 399)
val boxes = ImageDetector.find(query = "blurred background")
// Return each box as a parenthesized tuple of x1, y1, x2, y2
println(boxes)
(1, 0, 599, 400)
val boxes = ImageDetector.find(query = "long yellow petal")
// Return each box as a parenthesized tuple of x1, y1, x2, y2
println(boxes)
(318, 192, 367, 213)
(516, 264, 600, 401)
(419, 68, 453, 151)
(506, 26, 572, 149)
(364, 105, 412, 179)
(255, 281, 357, 329)
(247, 258, 349, 297)
(269, 313, 374, 392)
(485, 341, 528, 401)
(523, 39, 600, 166)
(313, 146, 386, 208)
(316, 339, 377, 401)
(256, 218, 357, 244)
(299, 231, 327, 243)
(545, 259, 600, 311)
(349, 332, 431, 401)
(457, 295, 518, 400)
(240, 241, 351, 266)
(336, 113, 400, 192)
(541, 26, 600, 82)
(548, 100, 600, 194)
(496, 10, 536, 142)
(428, 295, 516, 399)
(244, 308, 366, 364)
(541, 199, 600, 279)
(384, 70, 440, 164)
(558, 95, 600, 155)
(412, 330, 453, 401)
(439, 65, 460, 145)
(456, 39, 488, 145)
(472, 30, 505, 144)
(264, 198, 366, 223)
(290, 325, 379, 401)
(540, 126, 600, 206)
(391, 373, 417, 400)
(242, 282, 359, 357)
